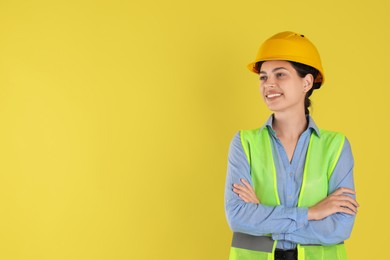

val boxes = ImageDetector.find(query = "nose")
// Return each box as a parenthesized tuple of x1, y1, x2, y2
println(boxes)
(261, 74, 277, 88)
(263, 77, 276, 88)
(264, 82, 275, 88)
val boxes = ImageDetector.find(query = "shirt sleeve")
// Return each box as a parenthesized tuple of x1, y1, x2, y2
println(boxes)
(272, 138, 356, 245)
(224, 132, 309, 236)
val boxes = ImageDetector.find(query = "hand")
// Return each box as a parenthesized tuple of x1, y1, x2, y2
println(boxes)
(233, 179, 260, 204)
(308, 187, 359, 220)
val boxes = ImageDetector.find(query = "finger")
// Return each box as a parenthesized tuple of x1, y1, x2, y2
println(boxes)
(236, 190, 253, 203)
(245, 190, 260, 204)
(233, 184, 251, 194)
(233, 187, 251, 198)
(338, 205, 357, 215)
(234, 183, 258, 199)
(339, 201, 359, 213)
(343, 196, 359, 208)
(233, 187, 259, 203)
(332, 195, 359, 208)
(340, 204, 357, 214)
(235, 183, 258, 201)
(240, 194, 254, 203)
(329, 198, 358, 213)
(241, 179, 255, 192)
(240, 193, 259, 204)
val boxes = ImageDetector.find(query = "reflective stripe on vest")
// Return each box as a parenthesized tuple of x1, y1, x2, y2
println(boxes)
(229, 127, 347, 260)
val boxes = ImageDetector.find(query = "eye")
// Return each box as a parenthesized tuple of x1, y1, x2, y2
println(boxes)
(260, 75, 267, 81)
(276, 72, 285, 78)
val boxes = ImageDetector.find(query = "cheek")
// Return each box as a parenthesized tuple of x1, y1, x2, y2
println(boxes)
(259, 83, 264, 94)
(288, 88, 306, 102)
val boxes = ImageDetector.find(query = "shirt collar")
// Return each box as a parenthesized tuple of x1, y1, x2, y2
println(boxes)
(259, 114, 321, 137)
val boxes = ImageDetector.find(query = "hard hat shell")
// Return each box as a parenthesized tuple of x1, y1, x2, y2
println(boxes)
(248, 31, 325, 87)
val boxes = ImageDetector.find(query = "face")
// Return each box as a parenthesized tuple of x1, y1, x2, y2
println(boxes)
(259, 60, 313, 114)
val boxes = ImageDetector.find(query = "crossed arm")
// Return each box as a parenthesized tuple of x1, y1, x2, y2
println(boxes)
(233, 179, 358, 221)
(225, 132, 359, 245)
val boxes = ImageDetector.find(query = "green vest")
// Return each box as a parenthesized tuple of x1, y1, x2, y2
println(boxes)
(229, 127, 347, 260)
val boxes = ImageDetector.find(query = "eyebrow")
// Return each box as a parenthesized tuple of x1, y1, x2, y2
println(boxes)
(259, 67, 288, 74)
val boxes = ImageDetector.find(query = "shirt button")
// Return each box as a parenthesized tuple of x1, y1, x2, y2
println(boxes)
(290, 172, 293, 177)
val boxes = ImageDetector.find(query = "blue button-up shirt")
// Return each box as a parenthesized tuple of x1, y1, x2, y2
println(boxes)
(224, 115, 356, 249)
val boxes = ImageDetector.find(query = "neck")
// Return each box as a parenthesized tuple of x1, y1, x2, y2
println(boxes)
(272, 111, 308, 140)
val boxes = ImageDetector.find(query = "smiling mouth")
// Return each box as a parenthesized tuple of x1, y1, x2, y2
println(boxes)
(266, 93, 282, 98)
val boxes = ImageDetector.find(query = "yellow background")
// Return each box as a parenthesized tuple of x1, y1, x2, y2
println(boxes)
(0, 0, 387, 259)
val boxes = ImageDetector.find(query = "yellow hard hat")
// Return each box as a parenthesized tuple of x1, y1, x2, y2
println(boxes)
(248, 31, 325, 87)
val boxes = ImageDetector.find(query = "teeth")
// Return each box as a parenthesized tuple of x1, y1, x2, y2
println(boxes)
(267, 93, 282, 98)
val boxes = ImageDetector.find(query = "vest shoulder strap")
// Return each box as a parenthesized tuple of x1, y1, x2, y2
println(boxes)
(298, 129, 345, 207)
(240, 128, 280, 206)
(319, 129, 345, 179)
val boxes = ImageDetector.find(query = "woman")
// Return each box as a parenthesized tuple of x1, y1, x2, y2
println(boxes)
(224, 32, 358, 260)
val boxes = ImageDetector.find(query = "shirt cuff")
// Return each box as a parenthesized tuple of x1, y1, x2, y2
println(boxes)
(272, 207, 308, 241)
(296, 207, 309, 229)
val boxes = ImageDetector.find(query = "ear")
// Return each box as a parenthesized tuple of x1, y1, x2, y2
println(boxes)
(303, 74, 314, 93)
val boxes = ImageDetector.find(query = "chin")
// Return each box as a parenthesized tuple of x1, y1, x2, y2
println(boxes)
(266, 104, 284, 112)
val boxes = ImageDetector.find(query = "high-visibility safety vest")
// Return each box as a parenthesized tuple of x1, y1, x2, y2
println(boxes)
(229, 127, 347, 260)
